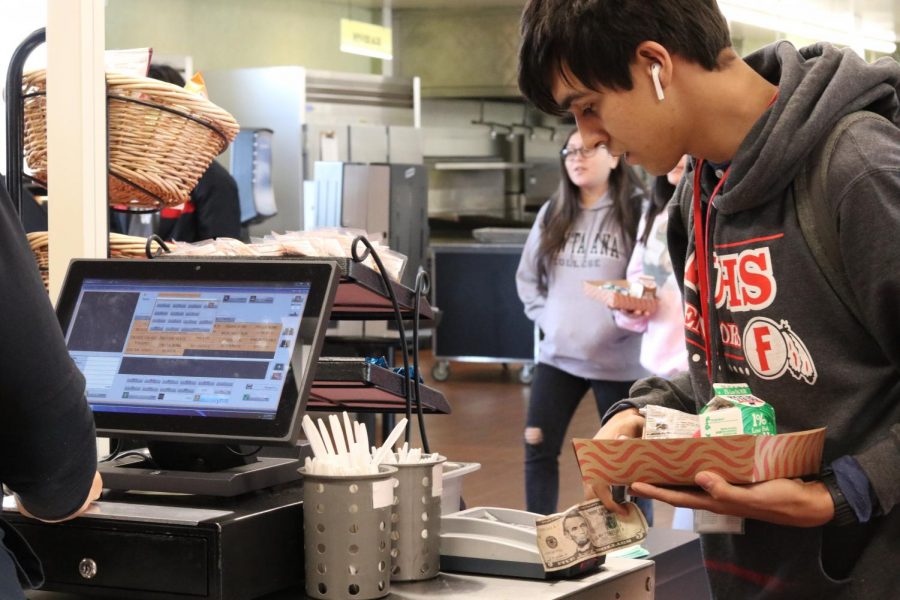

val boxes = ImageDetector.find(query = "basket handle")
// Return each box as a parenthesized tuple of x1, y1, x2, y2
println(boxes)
(145, 234, 170, 259)
(5, 28, 46, 216)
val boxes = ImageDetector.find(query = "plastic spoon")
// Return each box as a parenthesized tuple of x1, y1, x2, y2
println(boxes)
(329, 414, 349, 456)
(317, 418, 336, 456)
(371, 417, 408, 467)
(302, 415, 328, 458)
(342, 412, 356, 447)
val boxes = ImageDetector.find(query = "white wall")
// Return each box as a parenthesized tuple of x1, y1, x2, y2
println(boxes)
(0, 1, 48, 176)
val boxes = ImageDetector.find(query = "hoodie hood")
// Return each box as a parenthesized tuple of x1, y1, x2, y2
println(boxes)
(715, 41, 900, 215)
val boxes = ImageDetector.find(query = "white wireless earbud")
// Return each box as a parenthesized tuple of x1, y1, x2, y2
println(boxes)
(651, 63, 665, 101)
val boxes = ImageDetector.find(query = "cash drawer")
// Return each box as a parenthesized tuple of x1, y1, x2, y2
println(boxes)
(14, 521, 209, 596)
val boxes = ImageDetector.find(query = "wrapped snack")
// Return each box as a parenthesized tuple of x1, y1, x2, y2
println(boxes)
(374, 246, 408, 283)
(104, 47, 152, 77)
(640, 405, 700, 439)
(184, 72, 209, 99)
(246, 240, 284, 257)
(212, 237, 258, 256)
(167, 239, 220, 256)
(630, 275, 657, 300)
(271, 232, 314, 255)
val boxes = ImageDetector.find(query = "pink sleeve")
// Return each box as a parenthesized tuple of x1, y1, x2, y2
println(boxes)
(613, 216, 650, 333)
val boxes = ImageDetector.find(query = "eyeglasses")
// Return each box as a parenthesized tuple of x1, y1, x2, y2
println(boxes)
(560, 145, 602, 160)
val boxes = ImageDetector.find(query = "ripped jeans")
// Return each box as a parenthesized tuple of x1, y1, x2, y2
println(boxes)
(524, 362, 653, 525)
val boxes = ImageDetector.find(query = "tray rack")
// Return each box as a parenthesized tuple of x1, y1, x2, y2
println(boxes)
(151, 253, 433, 322)
(308, 358, 450, 415)
(299, 256, 434, 321)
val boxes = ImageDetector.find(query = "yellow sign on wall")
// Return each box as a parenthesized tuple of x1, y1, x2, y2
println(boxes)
(340, 18, 393, 60)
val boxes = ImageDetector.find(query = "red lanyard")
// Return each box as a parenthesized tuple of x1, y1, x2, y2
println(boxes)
(691, 163, 731, 381)
(690, 89, 776, 381)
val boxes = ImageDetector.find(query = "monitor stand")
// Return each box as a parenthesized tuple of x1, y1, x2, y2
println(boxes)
(98, 441, 306, 497)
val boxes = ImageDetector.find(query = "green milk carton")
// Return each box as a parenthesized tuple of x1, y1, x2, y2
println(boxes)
(700, 383, 776, 437)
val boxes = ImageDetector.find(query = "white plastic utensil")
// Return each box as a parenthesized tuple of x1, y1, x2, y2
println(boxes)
(371, 417, 408, 466)
(342, 412, 356, 447)
(317, 418, 336, 456)
(329, 414, 349, 456)
(302, 415, 328, 458)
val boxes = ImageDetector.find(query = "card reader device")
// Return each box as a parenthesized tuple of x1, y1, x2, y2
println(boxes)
(440, 507, 604, 580)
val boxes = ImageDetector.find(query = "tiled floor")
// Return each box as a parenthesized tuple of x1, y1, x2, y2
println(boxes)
(397, 351, 673, 526)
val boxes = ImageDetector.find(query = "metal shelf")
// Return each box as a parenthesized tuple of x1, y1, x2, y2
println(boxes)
(432, 161, 530, 171)
(324, 257, 434, 321)
(307, 357, 450, 415)
(155, 255, 433, 321)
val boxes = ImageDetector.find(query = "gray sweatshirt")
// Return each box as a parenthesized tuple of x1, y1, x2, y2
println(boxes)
(611, 42, 900, 599)
(517, 195, 648, 381)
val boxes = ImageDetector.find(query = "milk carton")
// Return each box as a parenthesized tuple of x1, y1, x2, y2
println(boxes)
(700, 383, 776, 437)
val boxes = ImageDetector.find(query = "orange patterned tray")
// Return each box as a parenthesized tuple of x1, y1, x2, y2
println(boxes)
(573, 428, 826, 486)
(583, 280, 658, 313)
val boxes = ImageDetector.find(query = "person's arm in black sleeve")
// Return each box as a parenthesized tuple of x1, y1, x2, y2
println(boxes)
(602, 371, 698, 425)
(192, 161, 242, 241)
(0, 179, 99, 521)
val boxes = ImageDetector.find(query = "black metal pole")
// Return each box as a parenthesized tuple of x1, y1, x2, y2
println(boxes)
(351, 235, 414, 443)
(5, 27, 46, 216)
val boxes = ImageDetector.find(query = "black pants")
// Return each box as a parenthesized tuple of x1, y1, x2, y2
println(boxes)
(524, 363, 653, 524)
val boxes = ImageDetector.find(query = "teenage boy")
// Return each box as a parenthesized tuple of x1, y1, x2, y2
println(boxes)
(518, 1, 899, 598)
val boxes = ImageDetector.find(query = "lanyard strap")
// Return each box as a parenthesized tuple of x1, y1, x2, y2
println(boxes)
(691, 162, 731, 381)
(689, 89, 777, 382)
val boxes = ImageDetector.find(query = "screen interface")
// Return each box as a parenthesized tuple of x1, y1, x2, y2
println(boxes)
(63, 278, 310, 420)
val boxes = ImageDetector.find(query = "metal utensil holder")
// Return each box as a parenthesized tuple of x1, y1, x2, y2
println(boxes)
(389, 454, 446, 581)
(302, 465, 398, 600)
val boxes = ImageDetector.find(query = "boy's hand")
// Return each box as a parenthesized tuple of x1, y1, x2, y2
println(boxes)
(583, 408, 646, 517)
(629, 471, 835, 527)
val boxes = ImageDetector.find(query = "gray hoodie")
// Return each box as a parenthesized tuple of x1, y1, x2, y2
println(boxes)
(614, 42, 900, 599)
(517, 195, 648, 382)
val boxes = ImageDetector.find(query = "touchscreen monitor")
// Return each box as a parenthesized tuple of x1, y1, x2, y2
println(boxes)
(55, 259, 338, 445)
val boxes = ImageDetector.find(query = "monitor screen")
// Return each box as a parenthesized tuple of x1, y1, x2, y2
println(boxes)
(55, 259, 338, 445)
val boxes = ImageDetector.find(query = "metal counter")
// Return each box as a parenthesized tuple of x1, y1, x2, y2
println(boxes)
(27, 557, 654, 600)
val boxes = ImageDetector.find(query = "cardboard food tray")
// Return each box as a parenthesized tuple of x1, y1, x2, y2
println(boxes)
(573, 427, 826, 486)
(582, 280, 658, 313)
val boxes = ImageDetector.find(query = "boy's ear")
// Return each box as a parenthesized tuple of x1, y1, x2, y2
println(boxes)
(634, 41, 670, 71)
(635, 41, 670, 101)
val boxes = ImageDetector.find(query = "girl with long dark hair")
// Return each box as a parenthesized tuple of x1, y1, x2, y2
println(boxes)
(516, 129, 651, 519)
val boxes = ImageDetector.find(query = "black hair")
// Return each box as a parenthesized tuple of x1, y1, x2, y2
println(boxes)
(147, 64, 186, 87)
(536, 129, 644, 292)
(640, 176, 676, 246)
(518, 0, 732, 115)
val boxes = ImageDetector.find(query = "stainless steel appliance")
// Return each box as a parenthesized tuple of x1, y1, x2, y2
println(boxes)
(309, 161, 428, 288)
(230, 128, 276, 225)
(204, 67, 422, 237)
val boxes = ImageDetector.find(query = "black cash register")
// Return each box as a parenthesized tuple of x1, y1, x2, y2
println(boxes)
(3, 258, 338, 599)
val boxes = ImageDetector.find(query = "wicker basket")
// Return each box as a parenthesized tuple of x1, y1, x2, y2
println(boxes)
(26, 231, 49, 291)
(26, 232, 166, 292)
(109, 232, 166, 259)
(22, 70, 240, 210)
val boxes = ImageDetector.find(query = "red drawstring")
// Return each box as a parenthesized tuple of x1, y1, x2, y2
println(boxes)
(691, 163, 731, 381)
(690, 88, 777, 382)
